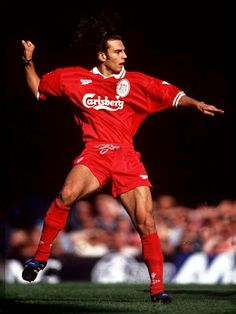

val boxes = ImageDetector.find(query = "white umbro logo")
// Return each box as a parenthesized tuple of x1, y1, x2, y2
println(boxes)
(80, 79, 92, 85)
(140, 174, 148, 180)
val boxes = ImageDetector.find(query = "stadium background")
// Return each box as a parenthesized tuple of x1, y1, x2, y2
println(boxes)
(2, 0, 235, 284)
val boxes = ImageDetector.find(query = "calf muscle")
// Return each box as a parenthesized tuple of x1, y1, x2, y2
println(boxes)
(119, 186, 156, 235)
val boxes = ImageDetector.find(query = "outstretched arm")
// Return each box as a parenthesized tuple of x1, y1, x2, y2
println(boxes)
(178, 95, 224, 116)
(21, 40, 40, 98)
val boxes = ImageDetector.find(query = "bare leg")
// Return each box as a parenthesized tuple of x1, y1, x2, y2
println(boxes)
(35, 164, 100, 261)
(59, 164, 100, 204)
(119, 186, 155, 235)
(119, 186, 164, 296)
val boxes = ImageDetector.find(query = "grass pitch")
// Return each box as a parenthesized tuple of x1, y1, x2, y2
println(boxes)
(2, 282, 236, 313)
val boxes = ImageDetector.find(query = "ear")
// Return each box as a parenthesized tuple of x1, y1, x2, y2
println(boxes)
(98, 52, 107, 62)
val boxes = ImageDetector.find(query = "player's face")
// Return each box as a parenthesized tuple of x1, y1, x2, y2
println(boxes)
(101, 39, 127, 76)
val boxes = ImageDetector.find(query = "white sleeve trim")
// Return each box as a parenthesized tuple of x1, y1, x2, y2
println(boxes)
(36, 91, 40, 100)
(173, 91, 185, 107)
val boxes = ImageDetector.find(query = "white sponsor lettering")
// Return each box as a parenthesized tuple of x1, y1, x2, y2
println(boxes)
(83, 94, 124, 111)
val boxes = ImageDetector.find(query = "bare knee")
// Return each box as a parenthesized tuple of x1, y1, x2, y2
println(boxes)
(58, 186, 79, 206)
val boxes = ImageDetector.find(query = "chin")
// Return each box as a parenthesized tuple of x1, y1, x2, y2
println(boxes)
(115, 66, 123, 73)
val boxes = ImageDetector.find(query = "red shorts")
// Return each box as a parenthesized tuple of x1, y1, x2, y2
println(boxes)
(73, 142, 152, 198)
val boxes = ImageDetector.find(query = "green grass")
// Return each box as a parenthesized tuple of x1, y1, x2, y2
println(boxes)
(1, 282, 236, 313)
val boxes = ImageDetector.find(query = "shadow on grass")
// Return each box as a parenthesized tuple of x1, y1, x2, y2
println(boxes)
(140, 286, 236, 301)
(167, 288, 236, 299)
(2, 299, 142, 313)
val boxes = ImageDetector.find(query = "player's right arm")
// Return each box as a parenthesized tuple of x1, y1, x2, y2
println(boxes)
(21, 40, 40, 98)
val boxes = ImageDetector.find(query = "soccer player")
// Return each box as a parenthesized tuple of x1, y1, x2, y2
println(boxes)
(21, 15, 224, 303)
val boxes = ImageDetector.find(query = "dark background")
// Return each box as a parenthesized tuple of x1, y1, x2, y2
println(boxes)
(2, 0, 235, 223)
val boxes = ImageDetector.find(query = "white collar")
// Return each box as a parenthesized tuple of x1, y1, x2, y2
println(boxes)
(91, 66, 126, 79)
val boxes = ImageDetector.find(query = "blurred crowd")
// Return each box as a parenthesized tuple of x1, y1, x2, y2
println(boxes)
(4, 193, 236, 270)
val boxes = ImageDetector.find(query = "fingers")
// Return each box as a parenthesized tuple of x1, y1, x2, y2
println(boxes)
(206, 105, 224, 114)
(21, 40, 35, 61)
(21, 40, 34, 48)
(208, 107, 224, 115)
(202, 110, 215, 116)
(202, 109, 224, 116)
(198, 102, 224, 116)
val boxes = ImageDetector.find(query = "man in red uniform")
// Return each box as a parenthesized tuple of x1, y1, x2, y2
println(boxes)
(21, 16, 224, 303)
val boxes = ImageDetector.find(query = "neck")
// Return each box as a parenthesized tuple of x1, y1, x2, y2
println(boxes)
(95, 65, 125, 79)
(97, 64, 115, 77)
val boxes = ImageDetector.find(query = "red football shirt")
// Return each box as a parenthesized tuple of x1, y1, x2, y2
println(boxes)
(38, 66, 185, 144)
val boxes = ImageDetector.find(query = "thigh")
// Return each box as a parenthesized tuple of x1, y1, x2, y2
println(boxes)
(119, 186, 156, 235)
(60, 164, 100, 203)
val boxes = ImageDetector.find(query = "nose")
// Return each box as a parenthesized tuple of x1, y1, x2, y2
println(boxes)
(123, 51, 127, 59)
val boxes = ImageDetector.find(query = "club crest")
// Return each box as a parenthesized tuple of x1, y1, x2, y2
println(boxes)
(116, 79, 130, 97)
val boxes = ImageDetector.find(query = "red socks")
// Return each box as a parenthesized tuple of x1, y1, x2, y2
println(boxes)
(35, 198, 164, 296)
(35, 198, 70, 261)
(141, 232, 164, 295)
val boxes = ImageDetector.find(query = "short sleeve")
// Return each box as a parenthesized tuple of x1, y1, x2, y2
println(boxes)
(146, 77, 185, 113)
(38, 68, 63, 100)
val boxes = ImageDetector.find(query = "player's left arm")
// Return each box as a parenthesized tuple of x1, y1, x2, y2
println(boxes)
(177, 95, 224, 116)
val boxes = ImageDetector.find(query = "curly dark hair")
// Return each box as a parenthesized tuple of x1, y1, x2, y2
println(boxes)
(73, 12, 123, 66)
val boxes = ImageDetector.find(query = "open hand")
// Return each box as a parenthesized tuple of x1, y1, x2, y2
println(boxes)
(196, 101, 224, 116)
